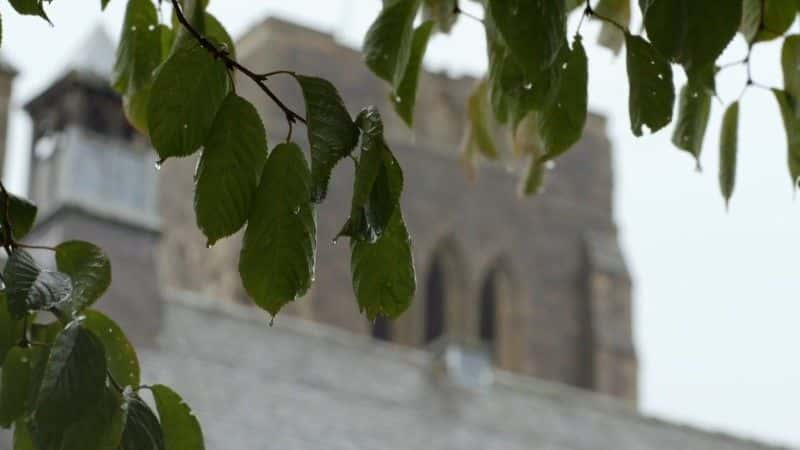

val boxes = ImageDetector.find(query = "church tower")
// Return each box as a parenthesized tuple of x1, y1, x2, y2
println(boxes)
(0, 58, 17, 180)
(23, 27, 163, 347)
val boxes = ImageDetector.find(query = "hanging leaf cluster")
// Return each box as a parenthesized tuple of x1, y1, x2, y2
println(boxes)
(0, 188, 203, 450)
(364, 0, 800, 204)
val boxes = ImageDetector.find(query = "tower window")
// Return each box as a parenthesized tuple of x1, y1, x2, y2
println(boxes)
(372, 317, 392, 341)
(425, 257, 446, 344)
(479, 275, 497, 350)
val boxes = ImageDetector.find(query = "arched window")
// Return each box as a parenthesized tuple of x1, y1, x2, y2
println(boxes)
(372, 316, 392, 341)
(479, 275, 496, 346)
(425, 256, 446, 344)
(477, 264, 514, 364)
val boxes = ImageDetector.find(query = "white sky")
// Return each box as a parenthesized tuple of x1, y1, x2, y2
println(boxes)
(1, 1, 798, 447)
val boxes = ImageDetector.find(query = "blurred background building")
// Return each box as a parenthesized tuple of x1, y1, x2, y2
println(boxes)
(0, 17, 784, 450)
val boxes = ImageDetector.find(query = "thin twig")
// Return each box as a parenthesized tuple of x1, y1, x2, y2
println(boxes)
(585, 0, 627, 33)
(170, 0, 307, 128)
(454, 2, 483, 24)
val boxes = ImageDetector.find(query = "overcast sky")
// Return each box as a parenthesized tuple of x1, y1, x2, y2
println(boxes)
(1, 1, 798, 447)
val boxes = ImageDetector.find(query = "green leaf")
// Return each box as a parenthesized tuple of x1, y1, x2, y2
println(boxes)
(671, 82, 712, 167)
(83, 310, 140, 388)
(625, 33, 675, 136)
(195, 94, 267, 245)
(0, 191, 37, 241)
(740, 0, 761, 42)
(239, 143, 316, 317)
(741, 0, 796, 42)
(363, 0, 421, 89)
(55, 241, 111, 312)
(0, 347, 37, 427)
(152, 385, 204, 450)
(7, 0, 50, 24)
(4, 250, 72, 319)
(296, 75, 360, 203)
(488, 0, 566, 79)
(204, 13, 236, 60)
(58, 387, 126, 450)
(351, 211, 415, 320)
(538, 36, 588, 161)
(422, 0, 457, 32)
(392, 21, 435, 126)
(782, 35, 800, 110)
(112, 0, 161, 94)
(119, 394, 164, 450)
(773, 89, 800, 187)
(719, 102, 740, 205)
(642, 0, 741, 71)
(171, 0, 208, 49)
(35, 323, 107, 430)
(467, 80, 501, 159)
(339, 109, 404, 243)
(760, 0, 796, 41)
(0, 293, 24, 364)
(13, 420, 35, 450)
(148, 39, 229, 160)
(595, 0, 631, 54)
(101, 0, 111, 10)
(521, 158, 547, 196)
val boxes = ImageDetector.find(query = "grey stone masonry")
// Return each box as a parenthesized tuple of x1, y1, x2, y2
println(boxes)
(141, 294, 784, 450)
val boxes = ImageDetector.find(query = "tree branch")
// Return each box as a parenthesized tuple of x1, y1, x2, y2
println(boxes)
(169, 0, 307, 128)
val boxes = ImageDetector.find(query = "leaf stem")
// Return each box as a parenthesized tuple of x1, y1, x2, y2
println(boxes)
(584, 0, 627, 34)
(169, 0, 307, 129)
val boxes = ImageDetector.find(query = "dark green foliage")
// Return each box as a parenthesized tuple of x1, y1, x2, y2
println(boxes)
(0, 293, 23, 364)
(363, 0, 421, 89)
(5, 250, 71, 319)
(58, 387, 126, 450)
(7, 0, 50, 24)
(488, 0, 566, 79)
(83, 310, 140, 388)
(239, 143, 317, 316)
(782, 35, 800, 111)
(195, 93, 268, 245)
(152, 385, 205, 450)
(0, 191, 37, 241)
(538, 36, 588, 161)
(392, 21, 436, 126)
(0, 347, 38, 427)
(119, 394, 165, 450)
(55, 241, 111, 312)
(338, 108, 404, 243)
(34, 323, 107, 430)
(773, 89, 800, 187)
(719, 102, 740, 205)
(296, 75, 360, 203)
(351, 212, 416, 320)
(423, 0, 458, 33)
(148, 38, 229, 159)
(672, 82, 712, 168)
(625, 33, 675, 136)
(642, 0, 741, 71)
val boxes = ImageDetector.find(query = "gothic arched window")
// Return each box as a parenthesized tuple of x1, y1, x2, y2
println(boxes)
(372, 316, 392, 341)
(424, 256, 446, 344)
(478, 263, 515, 364)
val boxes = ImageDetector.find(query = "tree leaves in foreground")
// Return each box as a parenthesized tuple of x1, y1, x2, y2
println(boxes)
(239, 143, 317, 316)
(719, 102, 740, 205)
(625, 33, 675, 137)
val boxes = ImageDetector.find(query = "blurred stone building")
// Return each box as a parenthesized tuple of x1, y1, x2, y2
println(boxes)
(1, 18, 781, 450)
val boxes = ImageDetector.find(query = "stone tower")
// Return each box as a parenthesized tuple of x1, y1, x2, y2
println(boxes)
(158, 19, 638, 403)
(22, 27, 163, 347)
(0, 57, 17, 180)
